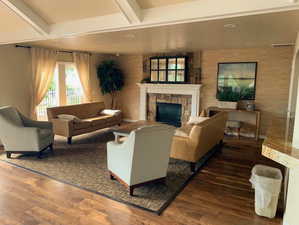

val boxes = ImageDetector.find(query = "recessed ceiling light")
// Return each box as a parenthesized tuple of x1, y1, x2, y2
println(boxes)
(124, 34, 135, 39)
(224, 23, 237, 29)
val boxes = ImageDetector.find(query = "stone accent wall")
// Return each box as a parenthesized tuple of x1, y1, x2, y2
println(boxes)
(147, 94, 192, 124)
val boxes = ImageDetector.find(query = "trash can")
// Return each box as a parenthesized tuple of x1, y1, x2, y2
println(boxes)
(249, 164, 282, 218)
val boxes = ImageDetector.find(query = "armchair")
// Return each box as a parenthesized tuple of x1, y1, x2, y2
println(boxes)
(0, 106, 54, 158)
(107, 125, 175, 195)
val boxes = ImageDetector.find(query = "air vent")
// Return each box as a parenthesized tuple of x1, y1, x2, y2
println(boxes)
(272, 43, 295, 48)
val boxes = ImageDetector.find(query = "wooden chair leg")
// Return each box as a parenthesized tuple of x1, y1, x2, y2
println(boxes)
(190, 162, 196, 173)
(6, 152, 11, 159)
(67, 137, 72, 145)
(37, 151, 43, 159)
(129, 186, 134, 196)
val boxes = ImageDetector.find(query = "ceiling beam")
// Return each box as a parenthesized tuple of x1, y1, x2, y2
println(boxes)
(1, 0, 299, 44)
(0, 0, 49, 35)
(114, 0, 142, 23)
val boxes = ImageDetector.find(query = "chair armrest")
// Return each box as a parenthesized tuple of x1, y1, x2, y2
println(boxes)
(20, 113, 53, 129)
(51, 119, 73, 137)
(107, 141, 130, 172)
(3, 126, 40, 148)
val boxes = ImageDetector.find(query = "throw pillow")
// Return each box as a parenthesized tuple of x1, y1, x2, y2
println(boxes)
(187, 116, 209, 125)
(57, 114, 81, 123)
(174, 125, 193, 137)
(101, 109, 121, 116)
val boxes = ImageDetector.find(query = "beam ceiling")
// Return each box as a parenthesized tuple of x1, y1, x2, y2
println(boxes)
(0, 0, 298, 45)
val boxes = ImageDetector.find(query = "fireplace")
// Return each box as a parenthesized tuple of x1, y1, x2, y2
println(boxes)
(137, 83, 202, 123)
(156, 103, 182, 127)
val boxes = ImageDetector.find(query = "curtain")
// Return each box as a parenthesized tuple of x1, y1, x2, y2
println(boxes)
(73, 52, 92, 103)
(30, 48, 57, 119)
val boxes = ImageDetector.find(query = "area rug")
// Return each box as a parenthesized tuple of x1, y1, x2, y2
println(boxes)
(0, 128, 216, 214)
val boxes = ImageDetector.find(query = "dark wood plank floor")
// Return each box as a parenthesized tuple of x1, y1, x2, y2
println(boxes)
(0, 139, 283, 225)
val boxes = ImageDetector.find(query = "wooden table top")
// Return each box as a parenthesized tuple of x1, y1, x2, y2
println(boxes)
(111, 120, 160, 135)
(262, 116, 299, 168)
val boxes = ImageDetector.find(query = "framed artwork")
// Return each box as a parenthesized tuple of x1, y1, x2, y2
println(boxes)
(217, 62, 257, 101)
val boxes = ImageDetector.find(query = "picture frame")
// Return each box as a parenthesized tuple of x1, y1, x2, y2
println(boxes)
(216, 62, 258, 102)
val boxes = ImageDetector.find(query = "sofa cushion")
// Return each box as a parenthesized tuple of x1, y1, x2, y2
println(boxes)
(73, 121, 92, 130)
(84, 115, 114, 127)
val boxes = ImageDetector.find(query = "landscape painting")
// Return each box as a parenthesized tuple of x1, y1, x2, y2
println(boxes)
(217, 62, 257, 101)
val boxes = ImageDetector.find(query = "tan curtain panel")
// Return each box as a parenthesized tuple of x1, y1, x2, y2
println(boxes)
(73, 52, 92, 103)
(30, 48, 57, 119)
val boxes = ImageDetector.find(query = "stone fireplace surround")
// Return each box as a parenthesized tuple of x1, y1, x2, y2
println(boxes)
(137, 83, 202, 123)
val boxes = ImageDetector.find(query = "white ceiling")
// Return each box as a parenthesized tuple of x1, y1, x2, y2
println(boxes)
(22, 0, 120, 24)
(0, 0, 298, 51)
(0, 2, 31, 32)
(27, 10, 299, 54)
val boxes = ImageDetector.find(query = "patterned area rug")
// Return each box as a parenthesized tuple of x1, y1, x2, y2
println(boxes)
(0, 128, 214, 214)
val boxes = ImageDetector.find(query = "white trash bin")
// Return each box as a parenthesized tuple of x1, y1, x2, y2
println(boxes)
(249, 164, 282, 218)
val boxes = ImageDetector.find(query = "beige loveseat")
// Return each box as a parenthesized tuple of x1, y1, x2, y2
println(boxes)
(47, 102, 122, 144)
(170, 111, 227, 172)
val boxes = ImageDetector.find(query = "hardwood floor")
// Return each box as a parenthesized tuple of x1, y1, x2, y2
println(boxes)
(0, 139, 283, 225)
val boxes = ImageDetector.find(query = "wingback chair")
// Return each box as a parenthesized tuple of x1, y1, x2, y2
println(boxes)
(0, 106, 54, 158)
(107, 125, 175, 195)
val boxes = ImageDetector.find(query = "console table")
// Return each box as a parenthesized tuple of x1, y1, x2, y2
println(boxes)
(207, 107, 261, 140)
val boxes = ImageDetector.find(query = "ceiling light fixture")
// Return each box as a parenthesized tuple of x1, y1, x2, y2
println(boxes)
(224, 23, 237, 29)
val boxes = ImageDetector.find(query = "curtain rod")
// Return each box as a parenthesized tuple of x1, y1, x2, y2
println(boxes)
(15, 45, 92, 55)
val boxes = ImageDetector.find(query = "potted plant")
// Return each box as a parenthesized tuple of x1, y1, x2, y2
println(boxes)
(216, 88, 239, 109)
(97, 60, 124, 109)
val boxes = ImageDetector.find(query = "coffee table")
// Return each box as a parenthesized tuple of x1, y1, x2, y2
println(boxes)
(111, 121, 160, 143)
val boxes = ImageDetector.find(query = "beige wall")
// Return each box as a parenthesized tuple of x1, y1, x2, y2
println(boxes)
(0, 45, 32, 116)
(116, 48, 293, 133)
(201, 47, 293, 135)
(116, 55, 143, 120)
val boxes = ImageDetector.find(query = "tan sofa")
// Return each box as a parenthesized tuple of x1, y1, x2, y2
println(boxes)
(170, 111, 228, 172)
(47, 102, 122, 144)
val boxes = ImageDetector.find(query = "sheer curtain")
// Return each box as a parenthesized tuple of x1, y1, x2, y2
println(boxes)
(73, 52, 92, 103)
(30, 48, 57, 119)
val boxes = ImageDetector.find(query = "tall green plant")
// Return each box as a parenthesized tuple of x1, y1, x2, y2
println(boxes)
(97, 60, 124, 108)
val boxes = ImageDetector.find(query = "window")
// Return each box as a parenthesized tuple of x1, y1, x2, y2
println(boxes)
(65, 64, 84, 105)
(150, 56, 187, 83)
(37, 63, 84, 120)
(36, 68, 59, 120)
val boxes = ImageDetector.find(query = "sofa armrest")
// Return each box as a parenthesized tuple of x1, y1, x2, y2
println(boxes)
(51, 119, 73, 137)
(170, 136, 195, 161)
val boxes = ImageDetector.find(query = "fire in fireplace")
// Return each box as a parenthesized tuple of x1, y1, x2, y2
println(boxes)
(156, 103, 182, 127)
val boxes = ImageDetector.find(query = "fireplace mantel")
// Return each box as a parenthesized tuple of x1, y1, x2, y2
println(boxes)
(137, 83, 202, 120)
